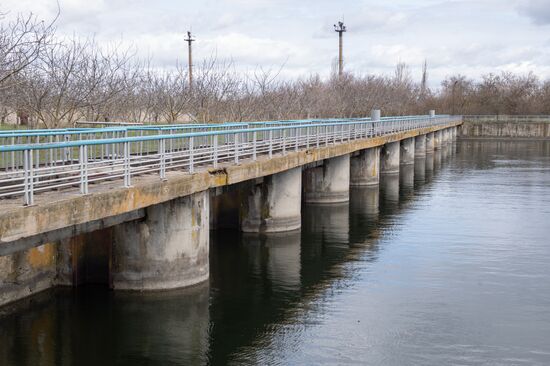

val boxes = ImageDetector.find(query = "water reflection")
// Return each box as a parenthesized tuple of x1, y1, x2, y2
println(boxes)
(399, 164, 415, 202)
(414, 156, 426, 184)
(380, 174, 400, 211)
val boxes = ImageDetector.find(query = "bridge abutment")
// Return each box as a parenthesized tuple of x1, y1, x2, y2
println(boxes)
(241, 168, 302, 232)
(381, 142, 400, 175)
(350, 147, 380, 186)
(111, 191, 210, 290)
(303, 154, 350, 203)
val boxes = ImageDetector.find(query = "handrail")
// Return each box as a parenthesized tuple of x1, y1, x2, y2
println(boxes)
(0, 114, 462, 206)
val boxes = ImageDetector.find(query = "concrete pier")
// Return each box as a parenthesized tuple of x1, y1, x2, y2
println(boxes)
(415, 134, 427, 158)
(304, 154, 350, 203)
(350, 147, 380, 186)
(380, 142, 400, 174)
(426, 132, 435, 153)
(400, 138, 415, 165)
(241, 167, 302, 232)
(434, 130, 442, 150)
(443, 129, 451, 145)
(112, 191, 210, 290)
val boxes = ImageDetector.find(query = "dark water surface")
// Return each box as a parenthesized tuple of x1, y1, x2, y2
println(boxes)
(1, 140, 550, 365)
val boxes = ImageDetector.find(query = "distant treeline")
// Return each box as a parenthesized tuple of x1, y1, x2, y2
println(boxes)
(1, 12, 549, 128)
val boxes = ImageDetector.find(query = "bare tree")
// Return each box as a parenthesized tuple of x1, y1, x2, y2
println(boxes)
(0, 11, 56, 89)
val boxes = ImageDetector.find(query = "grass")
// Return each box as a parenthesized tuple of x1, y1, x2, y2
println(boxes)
(0, 124, 26, 131)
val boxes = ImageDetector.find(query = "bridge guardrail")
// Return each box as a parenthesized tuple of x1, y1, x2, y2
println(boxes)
(0, 115, 461, 206)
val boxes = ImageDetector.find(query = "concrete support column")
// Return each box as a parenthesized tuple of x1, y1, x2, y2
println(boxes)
(415, 134, 427, 158)
(434, 130, 442, 150)
(443, 129, 450, 145)
(112, 191, 210, 290)
(242, 167, 302, 233)
(400, 137, 415, 165)
(350, 147, 380, 186)
(380, 141, 400, 175)
(426, 132, 434, 153)
(304, 154, 350, 203)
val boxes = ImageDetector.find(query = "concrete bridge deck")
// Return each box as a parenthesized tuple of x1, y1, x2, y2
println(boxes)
(0, 112, 461, 306)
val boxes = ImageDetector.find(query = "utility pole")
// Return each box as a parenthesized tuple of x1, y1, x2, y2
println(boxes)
(334, 20, 346, 77)
(184, 30, 195, 89)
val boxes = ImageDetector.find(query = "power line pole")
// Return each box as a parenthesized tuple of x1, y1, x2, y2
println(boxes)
(184, 30, 195, 89)
(334, 20, 346, 77)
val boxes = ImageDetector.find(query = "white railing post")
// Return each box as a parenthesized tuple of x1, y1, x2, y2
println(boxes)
(159, 138, 166, 180)
(269, 130, 273, 158)
(253, 131, 257, 160)
(23, 149, 34, 206)
(213, 135, 219, 168)
(234, 133, 239, 164)
(79, 145, 89, 194)
(123, 142, 131, 187)
(190, 136, 195, 173)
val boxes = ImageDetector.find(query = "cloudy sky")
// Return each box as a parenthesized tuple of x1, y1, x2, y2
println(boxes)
(2, 0, 550, 87)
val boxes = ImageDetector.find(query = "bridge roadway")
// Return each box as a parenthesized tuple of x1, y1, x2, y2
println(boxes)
(0, 111, 461, 306)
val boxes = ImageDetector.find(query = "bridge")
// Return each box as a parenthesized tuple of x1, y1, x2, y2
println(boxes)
(0, 110, 461, 306)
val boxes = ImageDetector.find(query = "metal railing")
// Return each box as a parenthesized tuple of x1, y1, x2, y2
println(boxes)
(0, 115, 461, 206)
(464, 115, 550, 123)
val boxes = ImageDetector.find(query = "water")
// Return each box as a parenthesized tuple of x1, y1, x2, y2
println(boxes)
(1, 140, 550, 365)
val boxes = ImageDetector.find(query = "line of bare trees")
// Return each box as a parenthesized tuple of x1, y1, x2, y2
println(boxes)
(1, 11, 550, 128)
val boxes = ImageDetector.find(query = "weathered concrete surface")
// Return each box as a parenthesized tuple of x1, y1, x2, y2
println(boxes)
(350, 147, 380, 186)
(381, 141, 400, 174)
(441, 129, 450, 145)
(0, 210, 144, 256)
(57, 228, 112, 287)
(461, 117, 550, 139)
(304, 154, 350, 203)
(415, 134, 427, 158)
(209, 186, 244, 230)
(0, 121, 461, 250)
(111, 191, 209, 290)
(400, 138, 415, 165)
(434, 130, 442, 150)
(426, 132, 435, 153)
(0, 243, 56, 306)
(241, 168, 302, 233)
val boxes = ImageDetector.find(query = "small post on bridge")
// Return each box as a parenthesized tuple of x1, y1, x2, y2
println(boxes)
(184, 30, 195, 89)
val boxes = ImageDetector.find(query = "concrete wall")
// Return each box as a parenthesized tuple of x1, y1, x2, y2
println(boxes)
(0, 243, 56, 306)
(461, 116, 550, 138)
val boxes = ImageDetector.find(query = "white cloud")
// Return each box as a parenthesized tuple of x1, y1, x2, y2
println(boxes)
(518, 0, 550, 25)
(1, 0, 549, 85)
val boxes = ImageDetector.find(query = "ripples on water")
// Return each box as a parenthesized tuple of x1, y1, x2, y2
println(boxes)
(1, 141, 550, 365)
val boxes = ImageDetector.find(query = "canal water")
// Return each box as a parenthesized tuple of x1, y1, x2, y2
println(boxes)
(1, 140, 550, 365)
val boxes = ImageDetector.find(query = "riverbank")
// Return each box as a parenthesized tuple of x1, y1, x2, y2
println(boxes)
(460, 115, 550, 139)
